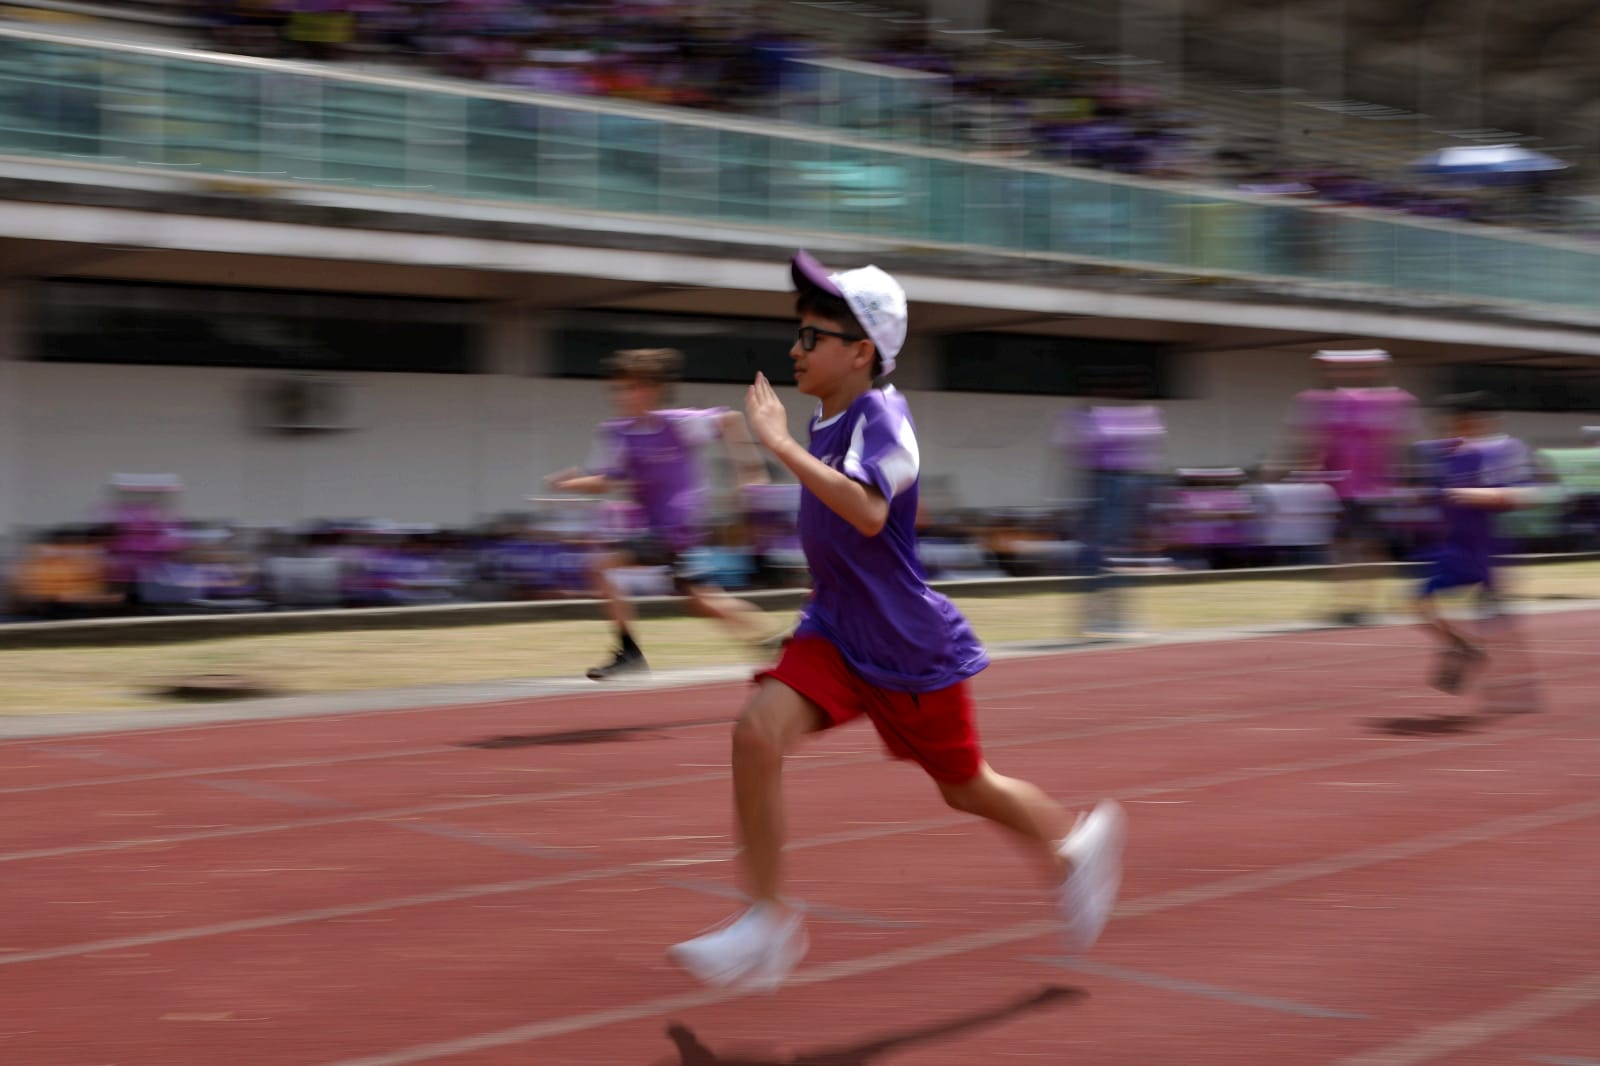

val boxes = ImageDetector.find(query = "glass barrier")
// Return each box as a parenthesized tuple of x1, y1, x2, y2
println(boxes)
(1, 27, 1596, 313)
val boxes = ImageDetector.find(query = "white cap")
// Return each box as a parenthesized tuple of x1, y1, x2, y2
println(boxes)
(791, 250, 908, 376)
(1313, 348, 1391, 365)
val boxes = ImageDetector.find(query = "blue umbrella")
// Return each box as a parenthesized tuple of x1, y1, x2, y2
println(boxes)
(1413, 144, 1570, 184)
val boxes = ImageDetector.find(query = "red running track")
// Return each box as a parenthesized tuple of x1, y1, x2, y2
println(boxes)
(1, 615, 1597, 1066)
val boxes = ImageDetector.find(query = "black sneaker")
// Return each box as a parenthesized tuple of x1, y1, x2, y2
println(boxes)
(586, 647, 648, 681)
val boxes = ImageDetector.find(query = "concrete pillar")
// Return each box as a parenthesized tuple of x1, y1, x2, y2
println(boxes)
(0, 286, 21, 538)
(480, 300, 540, 377)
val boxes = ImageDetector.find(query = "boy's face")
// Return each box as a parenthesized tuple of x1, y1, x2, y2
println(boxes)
(1323, 363, 1386, 389)
(609, 376, 661, 419)
(1443, 410, 1494, 440)
(790, 312, 872, 399)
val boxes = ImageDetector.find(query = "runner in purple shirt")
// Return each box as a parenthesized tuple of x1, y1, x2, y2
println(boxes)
(548, 347, 774, 680)
(1056, 402, 1167, 637)
(1415, 392, 1540, 708)
(667, 251, 1126, 991)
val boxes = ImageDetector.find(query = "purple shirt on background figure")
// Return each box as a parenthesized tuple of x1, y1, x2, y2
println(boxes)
(1058, 405, 1166, 472)
(1294, 386, 1418, 501)
(590, 408, 726, 553)
(1423, 434, 1533, 590)
(794, 386, 988, 693)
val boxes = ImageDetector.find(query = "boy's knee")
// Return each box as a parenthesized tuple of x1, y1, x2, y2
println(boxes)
(936, 775, 987, 814)
(731, 712, 776, 759)
(733, 682, 821, 760)
(733, 704, 795, 762)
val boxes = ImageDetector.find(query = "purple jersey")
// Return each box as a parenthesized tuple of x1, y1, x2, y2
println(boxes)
(590, 408, 725, 552)
(1430, 434, 1533, 567)
(1294, 387, 1418, 500)
(794, 387, 988, 693)
(1056, 405, 1166, 472)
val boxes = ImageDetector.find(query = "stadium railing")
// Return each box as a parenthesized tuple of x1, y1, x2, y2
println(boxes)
(1, 25, 1598, 313)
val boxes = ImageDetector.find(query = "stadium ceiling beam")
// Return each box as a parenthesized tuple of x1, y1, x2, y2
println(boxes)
(486, 278, 681, 310)
(1177, 333, 1355, 356)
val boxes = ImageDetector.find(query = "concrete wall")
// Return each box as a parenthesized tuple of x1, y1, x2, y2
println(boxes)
(5, 334, 1594, 531)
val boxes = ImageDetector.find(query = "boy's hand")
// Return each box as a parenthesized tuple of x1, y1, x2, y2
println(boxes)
(746, 373, 793, 453)
(1444, 487, 1513, 510)
(545, 467, 583, 491)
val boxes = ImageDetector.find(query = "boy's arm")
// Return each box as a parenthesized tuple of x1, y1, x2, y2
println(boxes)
(545, 468, 614, 495)
(546, 423, 626, 495)
(745, 374, 889, 537)
(717, 410, 770, 488)
(1443, 486, 1537, 511)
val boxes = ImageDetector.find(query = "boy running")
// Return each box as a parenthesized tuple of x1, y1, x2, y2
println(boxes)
(1416, 392, 1539, 705)
(667, 251, 1126, 990)
(547, 347, 773, 680)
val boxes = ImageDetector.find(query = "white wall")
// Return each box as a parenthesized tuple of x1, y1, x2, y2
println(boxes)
(9, 351, 1597, 531)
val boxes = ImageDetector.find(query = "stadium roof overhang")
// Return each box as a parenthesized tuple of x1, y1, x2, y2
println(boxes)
(3, 157, 1599, 368)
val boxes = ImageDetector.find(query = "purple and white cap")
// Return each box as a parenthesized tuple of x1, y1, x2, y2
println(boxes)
(1313, 348, 1391, 364)
(791, 250, 908, 376)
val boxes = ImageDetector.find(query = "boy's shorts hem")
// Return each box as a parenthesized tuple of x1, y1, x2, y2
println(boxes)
(1335, 498, 1387, 543)
(1417, 563, 1494, 599)
(755, 635, 982, 785)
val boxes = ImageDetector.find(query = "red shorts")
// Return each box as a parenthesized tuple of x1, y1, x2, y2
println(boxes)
(756, 635, 983, 784)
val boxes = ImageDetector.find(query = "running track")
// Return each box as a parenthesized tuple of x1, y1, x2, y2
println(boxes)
(2, 615, 1597, 1065)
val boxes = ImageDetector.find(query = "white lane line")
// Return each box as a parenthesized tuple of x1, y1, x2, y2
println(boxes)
(1023, 956, 1367, 1019)
(0, 679, 1409, 867)
(0, 744, 459, 796)
(1333, 973, 1600, 1066)
(4, 739, 1595, 970)
(305, 797, 1600, 1066)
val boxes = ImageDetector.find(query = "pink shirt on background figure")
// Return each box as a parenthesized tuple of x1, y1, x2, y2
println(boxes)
(1293, 387, 1418, 501)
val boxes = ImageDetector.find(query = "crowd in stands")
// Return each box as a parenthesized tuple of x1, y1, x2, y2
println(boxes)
(7, 457, 1597, 623)
(145, 1, 1566, 225)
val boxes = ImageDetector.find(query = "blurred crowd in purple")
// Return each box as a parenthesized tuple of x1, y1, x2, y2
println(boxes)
(173, 0, 1551, 225)
(8, 456, 1600, 622)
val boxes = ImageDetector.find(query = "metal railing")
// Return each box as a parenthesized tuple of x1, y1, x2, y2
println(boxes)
(1, 24, 1597, 312)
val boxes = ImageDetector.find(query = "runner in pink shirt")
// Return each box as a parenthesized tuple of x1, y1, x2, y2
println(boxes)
(1283, 349, 1420, 625)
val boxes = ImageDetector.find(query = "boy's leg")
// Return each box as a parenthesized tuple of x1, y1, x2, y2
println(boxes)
(586, 550, 647, 679)
(732, 677, 830, 903)
(589, 550, 635, 632)
(682, 581, 773, 645)
(1474, 583, 1541, 714)
(936, 764, 1124, 955)
(668, 676, 827, 989)
(1416, 585, 1487, 694)
(935, 764, 1075, 879)
(1328, 502, 1383, 624)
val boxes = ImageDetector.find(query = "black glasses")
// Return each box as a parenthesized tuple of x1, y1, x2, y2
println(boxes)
(796, 325, 864, 352)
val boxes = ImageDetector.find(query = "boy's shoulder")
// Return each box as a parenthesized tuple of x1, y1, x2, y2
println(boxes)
(851, 385, 912, 423)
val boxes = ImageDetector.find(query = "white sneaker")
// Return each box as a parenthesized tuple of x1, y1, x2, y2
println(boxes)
(668, 904, 808, 991)
(1057, 800, 1127, 955)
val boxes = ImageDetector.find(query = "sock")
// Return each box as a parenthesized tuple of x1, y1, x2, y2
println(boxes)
(619, 628, 641, 657)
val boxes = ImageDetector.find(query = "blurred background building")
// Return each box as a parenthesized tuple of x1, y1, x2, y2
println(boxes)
(2, 0, 1600, 616)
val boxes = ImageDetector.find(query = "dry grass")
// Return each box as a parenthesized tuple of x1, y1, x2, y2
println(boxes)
(4, 561, 1598, 718)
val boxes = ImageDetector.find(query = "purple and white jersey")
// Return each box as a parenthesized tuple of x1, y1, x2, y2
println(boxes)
(590, 408, 726, 552)
(1428, 434, 1533, 567)
(795, 387, 988, 693)
(1294, 387, 1419, 500)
